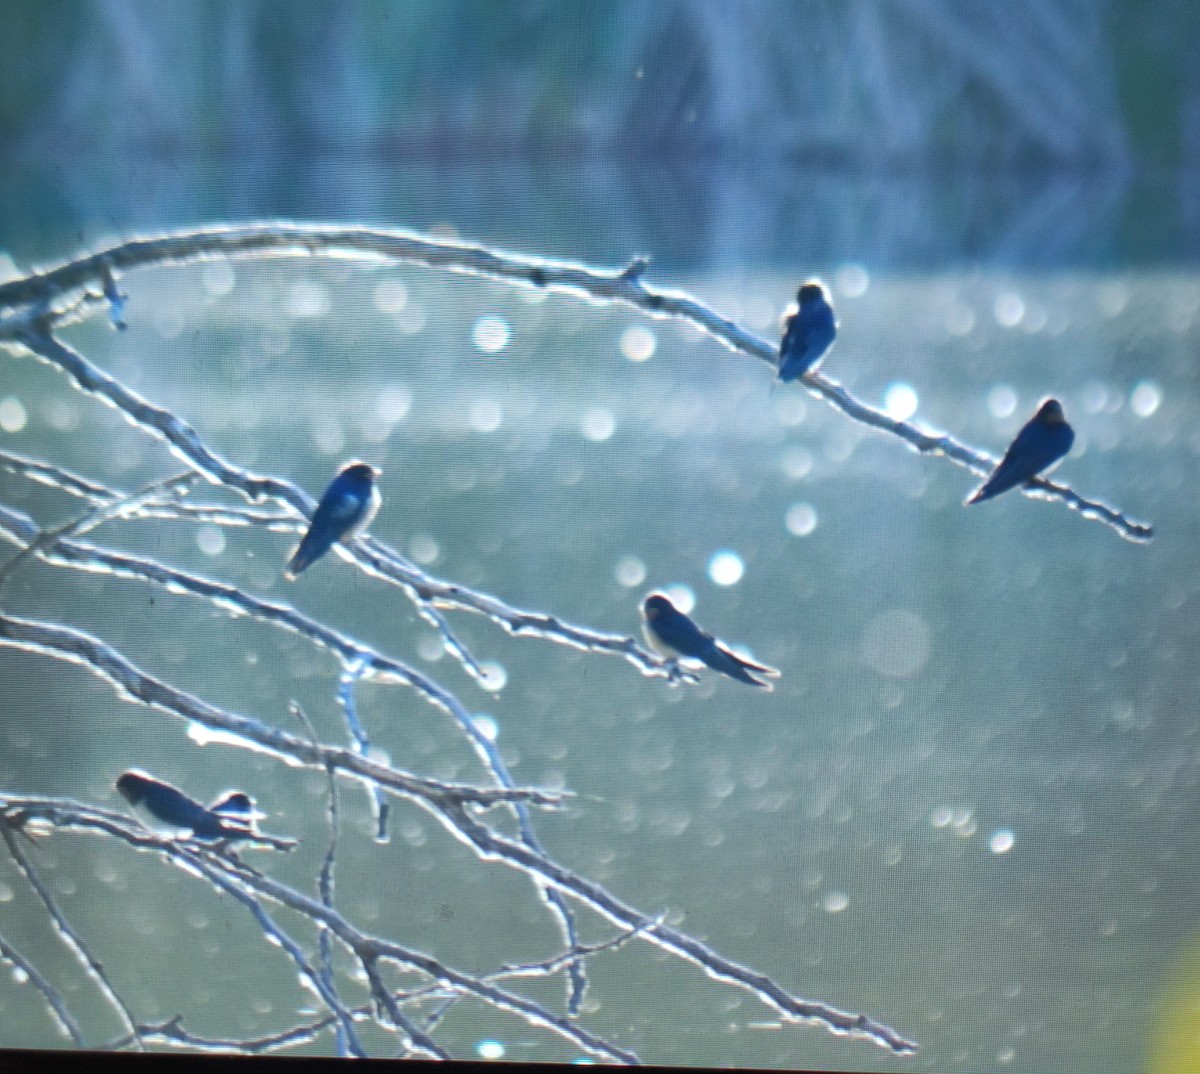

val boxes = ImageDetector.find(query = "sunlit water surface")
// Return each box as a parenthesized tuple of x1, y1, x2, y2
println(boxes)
(0, 258, 1197, 1073)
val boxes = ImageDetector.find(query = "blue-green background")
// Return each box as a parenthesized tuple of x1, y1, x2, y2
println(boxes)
(0, 4, 1198, 1072)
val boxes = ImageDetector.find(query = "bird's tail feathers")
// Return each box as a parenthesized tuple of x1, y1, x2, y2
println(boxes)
(713, 643, 779, 690)
(735, 667, 775, 691)
(719, 642, 780, 678)
(284, 543, 311, 579)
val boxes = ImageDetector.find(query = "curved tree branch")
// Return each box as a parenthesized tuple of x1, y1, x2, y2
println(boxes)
(0, 222, 1153, 541)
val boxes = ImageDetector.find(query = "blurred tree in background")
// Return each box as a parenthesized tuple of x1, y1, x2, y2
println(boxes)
(0, 0, 1195, 269)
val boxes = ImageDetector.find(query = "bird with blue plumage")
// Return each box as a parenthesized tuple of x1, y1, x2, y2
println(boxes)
(965, 397, 1075, 505)
(285, 460, 381, 578)
(116, 770, 295, 849)
(778, 279, 837, 382)
(640, 591, 780, 690)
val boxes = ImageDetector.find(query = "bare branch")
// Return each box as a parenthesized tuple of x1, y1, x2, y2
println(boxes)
(0, 223, 1152, 541)
(170, 843, 368, 1059)
(0, 612, 562, 810)
(0, 471, 198, 592)
(430, 802, 918, 1055)
(1, 796, 642, 1064)
(0, 930, 86, 1047)
(7, 329, 694, 682)
(0, 224, 956, 1060)
(288, 702, 351, 1055)
(1, 823, 143, 1050)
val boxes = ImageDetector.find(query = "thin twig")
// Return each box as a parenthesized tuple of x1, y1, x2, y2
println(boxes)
(9, 329, 694, 683)
(0, 930, 86, 1047)
(289, 701, 357, 1058)
(171, 842, 367, 1058)
(0, 611, 562, 810)
(1, 823, 143, 1050)
(431, 801, 919, 1055)
(0, 471, 198, 592)
(334, 672, 390, 844)
(2, 796, 643, 1063)
(0, 222, 1152, 541)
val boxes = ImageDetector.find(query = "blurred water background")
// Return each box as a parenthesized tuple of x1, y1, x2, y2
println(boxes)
(1, 3, 1199, 1072)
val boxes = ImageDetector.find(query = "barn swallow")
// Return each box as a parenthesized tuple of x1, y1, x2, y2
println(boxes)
(116, 770, 295, 849)
(285, 461, 381, 578)
(778, 280, 837, 382)
(966, 398, 1075, 505)
(641, 592, 780, 690)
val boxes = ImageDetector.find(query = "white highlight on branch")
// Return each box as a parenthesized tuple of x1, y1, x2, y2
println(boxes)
(1, 795, 640, 1064)
(0, 929, 86, 1047)
(1, 330, 694, 686)
(0, 222, 1152, 541)
(1, 824, 143, 1049)
(0, 612, 561, 811)
(0, 226, 943, 1059)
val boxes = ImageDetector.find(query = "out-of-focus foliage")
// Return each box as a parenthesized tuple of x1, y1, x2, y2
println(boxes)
(0, 0, 1194, 269)
(0, 0, 1176, 161)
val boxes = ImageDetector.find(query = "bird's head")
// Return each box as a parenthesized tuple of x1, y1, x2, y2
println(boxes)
(339, 461, 380, 483)
(797, 281, 827, 307)
(116, 770, 155, 807)
(209, 790, 267, 822)
(1036, 398, 1067, 425)
(642, 592, 675, 621)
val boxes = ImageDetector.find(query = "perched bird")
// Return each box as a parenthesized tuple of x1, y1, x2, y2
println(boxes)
(116, 770, 294, 849)
(285, 461, 381, 578)
(640, 591, 780, 690)
(778, 280, 837, 382)
(966, 398, 1075, 505)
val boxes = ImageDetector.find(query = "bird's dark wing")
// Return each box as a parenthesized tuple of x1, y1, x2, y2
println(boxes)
(968, 419, 1073, 504)
(651, 609, 714, 657)
(649, 609, 777, 689)
(142, 782, 225, 838)
(714, 642, 780, 677)
(780, 312, 804, 357)
(778, 314, 810, 380)
(707, 641, 779, 689)
(286, 488, 364, 577)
